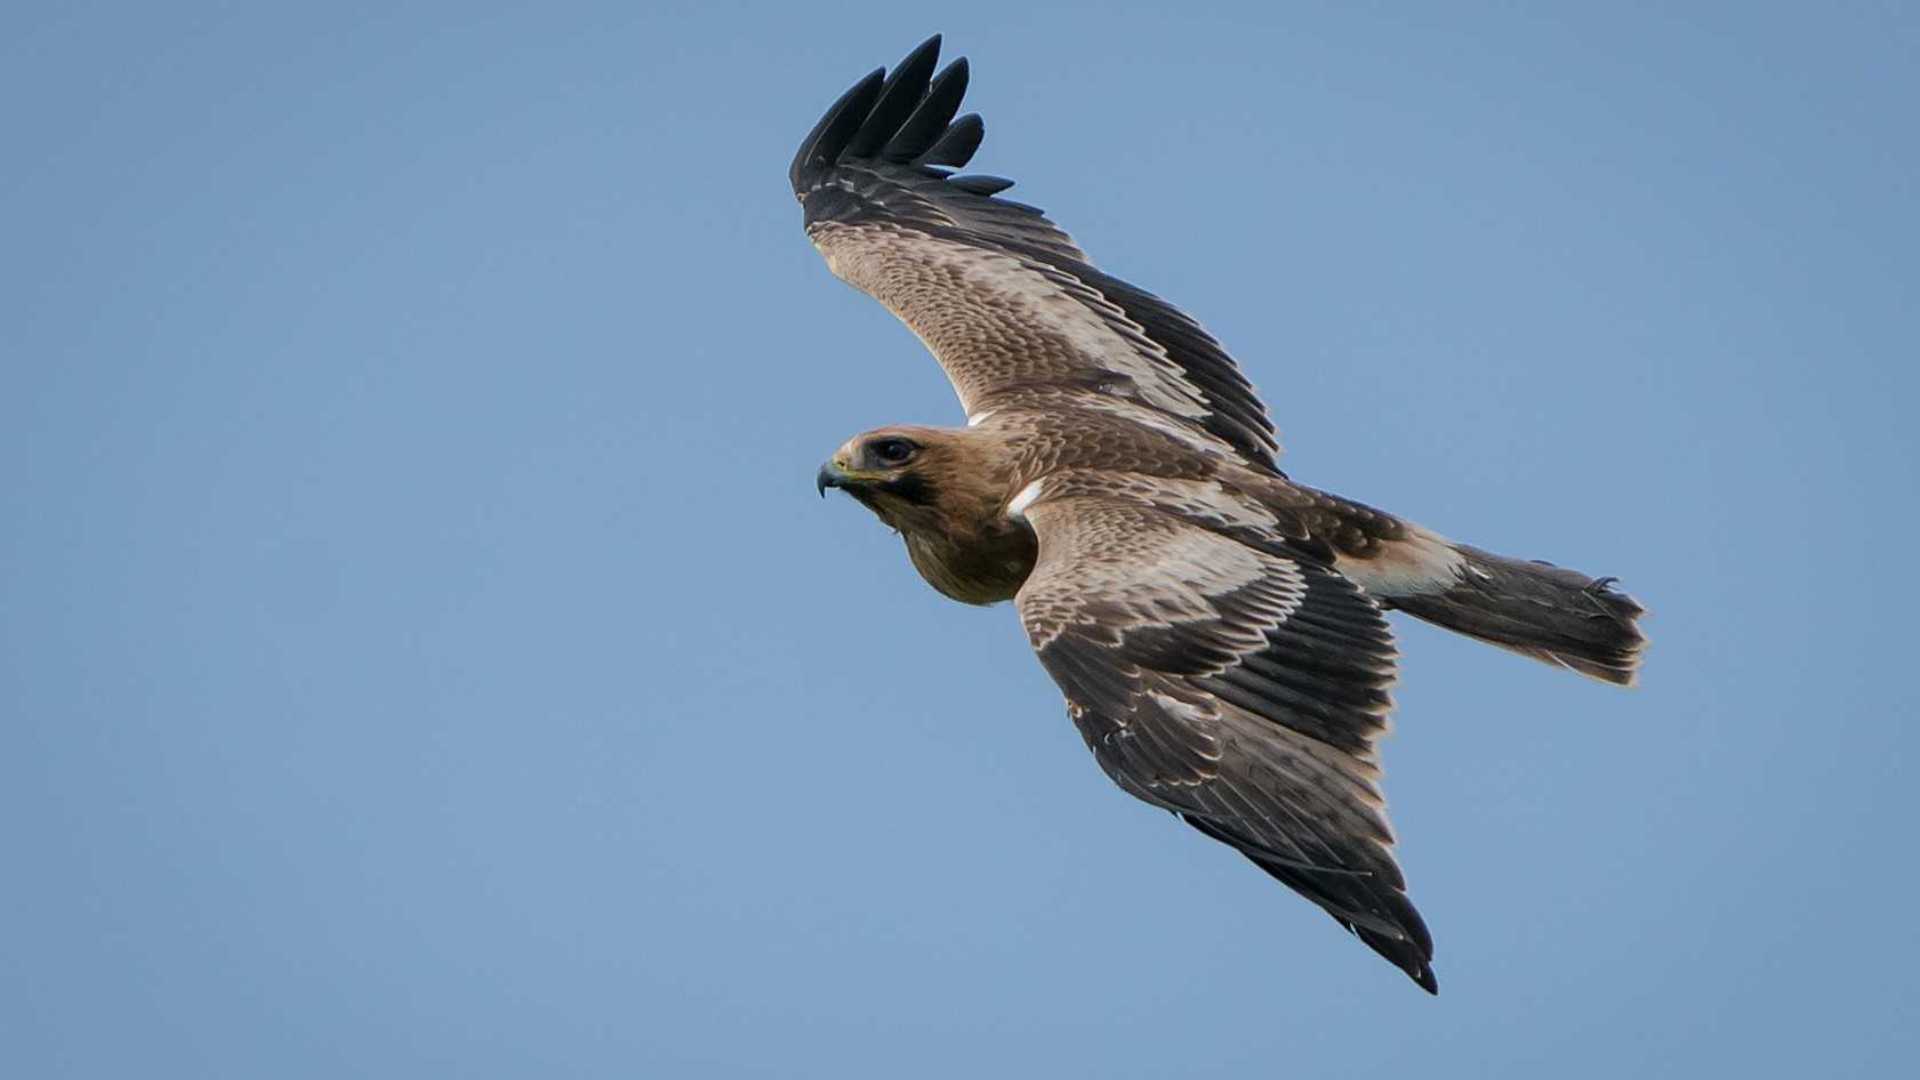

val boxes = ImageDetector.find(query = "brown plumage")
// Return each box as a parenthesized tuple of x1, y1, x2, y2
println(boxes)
(797, 37, 1648, 994)
(817, 426, 1033, 604)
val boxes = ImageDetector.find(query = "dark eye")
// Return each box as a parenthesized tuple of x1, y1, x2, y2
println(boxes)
(870, 438, 916, 465)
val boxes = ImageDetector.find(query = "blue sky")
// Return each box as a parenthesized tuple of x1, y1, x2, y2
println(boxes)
(4, 2, 1915, 1076)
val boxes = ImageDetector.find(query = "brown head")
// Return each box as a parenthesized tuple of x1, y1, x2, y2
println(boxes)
(815, 425, 975, 533)
(815, 424, 1037, 604)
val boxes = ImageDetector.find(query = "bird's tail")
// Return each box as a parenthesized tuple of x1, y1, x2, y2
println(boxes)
(1386, 543, 1648, 686)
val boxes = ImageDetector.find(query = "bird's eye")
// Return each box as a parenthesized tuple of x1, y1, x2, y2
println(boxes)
(870, 438, 916, 465)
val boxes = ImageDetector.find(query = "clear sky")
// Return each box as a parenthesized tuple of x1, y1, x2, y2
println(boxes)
(5, 2, 1916, 1076)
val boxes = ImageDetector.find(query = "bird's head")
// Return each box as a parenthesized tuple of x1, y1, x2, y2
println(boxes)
(815, 425, 962, 533)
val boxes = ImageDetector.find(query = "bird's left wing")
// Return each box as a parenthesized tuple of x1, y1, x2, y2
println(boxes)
(1012, 471, 1437, 991)
(790, 36, 1280, 465)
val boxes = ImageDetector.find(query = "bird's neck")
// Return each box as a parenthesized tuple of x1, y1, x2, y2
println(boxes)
(896, 442, 1036, 605)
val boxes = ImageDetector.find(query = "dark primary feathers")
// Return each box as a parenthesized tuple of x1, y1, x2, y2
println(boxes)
(790, 35, 1281, 464)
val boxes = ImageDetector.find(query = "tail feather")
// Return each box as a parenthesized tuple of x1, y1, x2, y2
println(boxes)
(1388, 545, 1648, 685)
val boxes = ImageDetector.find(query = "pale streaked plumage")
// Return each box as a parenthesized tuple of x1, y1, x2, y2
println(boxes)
(797, 36, 1647, 993)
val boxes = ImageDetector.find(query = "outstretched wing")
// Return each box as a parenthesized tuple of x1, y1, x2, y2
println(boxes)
(790, 36, 1280, 465)
(1013, 473, 1437, 992)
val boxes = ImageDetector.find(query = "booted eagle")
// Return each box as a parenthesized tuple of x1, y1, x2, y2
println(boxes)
(794, 36, 1646, 994)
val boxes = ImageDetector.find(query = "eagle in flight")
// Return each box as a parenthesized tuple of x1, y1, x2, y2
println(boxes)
(794, 36, 1646, 994)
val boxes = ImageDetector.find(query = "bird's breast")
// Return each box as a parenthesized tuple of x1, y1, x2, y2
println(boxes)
(904, 523, 1038, 605)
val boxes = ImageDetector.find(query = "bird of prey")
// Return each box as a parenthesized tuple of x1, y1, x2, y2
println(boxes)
(793, 36, 1646, 994)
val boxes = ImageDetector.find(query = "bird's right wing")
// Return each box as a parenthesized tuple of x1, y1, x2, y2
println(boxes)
(790, 36, 1280, 465)
(1011, 471, 1437, 992)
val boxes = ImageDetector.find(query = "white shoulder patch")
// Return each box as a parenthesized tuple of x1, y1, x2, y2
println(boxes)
(1006, 479, 1046, 521)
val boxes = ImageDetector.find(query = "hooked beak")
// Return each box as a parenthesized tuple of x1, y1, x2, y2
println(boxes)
(816, 460, 849, 498)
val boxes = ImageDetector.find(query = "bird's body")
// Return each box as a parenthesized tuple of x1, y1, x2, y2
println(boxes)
(797, 37, 1647, 993)
(831, 411, 1451, 608)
